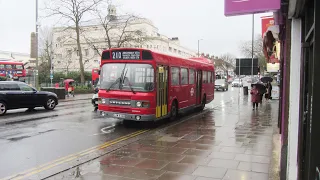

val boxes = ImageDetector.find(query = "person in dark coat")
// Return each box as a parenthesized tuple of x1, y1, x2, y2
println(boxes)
(265, 82, 273, 100)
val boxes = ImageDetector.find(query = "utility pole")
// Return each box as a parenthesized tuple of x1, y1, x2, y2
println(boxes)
(35, 0, 39, 89)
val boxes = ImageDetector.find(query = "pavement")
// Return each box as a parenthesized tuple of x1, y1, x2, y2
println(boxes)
(0, 87, 280, 180)
(47, 90, 279, 180)
(60, 94, 93, 102)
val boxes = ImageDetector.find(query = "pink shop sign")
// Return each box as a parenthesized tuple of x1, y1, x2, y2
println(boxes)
(225, 0, 280, 16)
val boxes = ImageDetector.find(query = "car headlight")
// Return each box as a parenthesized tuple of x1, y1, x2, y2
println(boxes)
(136, 101, 142, 107)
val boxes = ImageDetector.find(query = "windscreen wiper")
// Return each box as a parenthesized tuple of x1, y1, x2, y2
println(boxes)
(122, 76, 136, 94)
(106, 77, 121, 92)
(121, 68, 136, 94)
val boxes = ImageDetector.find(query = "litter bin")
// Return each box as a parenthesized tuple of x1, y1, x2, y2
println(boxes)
(40, 87, 65, 100)
(54, 87, 66, 100)
(243, 86, 248, 95)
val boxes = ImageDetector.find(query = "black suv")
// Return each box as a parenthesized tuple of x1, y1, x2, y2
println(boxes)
(0, 81, 58, 115)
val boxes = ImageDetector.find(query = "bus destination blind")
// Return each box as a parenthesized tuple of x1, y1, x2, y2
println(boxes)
(112, 50, 140, 60)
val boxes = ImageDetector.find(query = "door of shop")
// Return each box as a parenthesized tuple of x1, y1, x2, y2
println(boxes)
(297, 0, 320, 179)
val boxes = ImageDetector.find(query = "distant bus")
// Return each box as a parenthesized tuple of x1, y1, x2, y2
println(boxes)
(98, 48, 215, 122)
(92, 68, 99, 86)
(0, 61, 26, 81)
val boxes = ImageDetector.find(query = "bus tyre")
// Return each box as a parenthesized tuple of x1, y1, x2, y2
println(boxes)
(170, 101, 178, 121)
(0, 101, 7, 116)
(200, 96, 206, 111)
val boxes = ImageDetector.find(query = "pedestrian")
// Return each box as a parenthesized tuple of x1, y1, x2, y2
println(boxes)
(250, 85, 260, 110)
(265, 81, 273, 100)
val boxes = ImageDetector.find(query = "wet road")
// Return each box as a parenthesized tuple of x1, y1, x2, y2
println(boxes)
(0, 86, 240, 179)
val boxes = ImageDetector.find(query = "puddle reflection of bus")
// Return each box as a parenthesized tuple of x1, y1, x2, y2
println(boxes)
(98, 48, 215, 122)
(0, 61, 26, 81)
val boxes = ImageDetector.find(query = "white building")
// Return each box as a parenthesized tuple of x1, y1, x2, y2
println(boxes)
(52, 4, 197, 72)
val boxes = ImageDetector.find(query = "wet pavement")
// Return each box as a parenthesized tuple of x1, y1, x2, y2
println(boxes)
(0, 87, 242, 179)
(42, 89, 279, 180)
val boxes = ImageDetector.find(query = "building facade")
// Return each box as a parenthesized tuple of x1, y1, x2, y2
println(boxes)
(52, 5, 197, 72)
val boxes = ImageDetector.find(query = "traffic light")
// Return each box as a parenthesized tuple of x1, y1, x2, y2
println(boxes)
(258, 66, 260, 73)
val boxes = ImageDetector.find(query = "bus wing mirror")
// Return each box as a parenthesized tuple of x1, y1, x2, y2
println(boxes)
(98, 70, 100, 75)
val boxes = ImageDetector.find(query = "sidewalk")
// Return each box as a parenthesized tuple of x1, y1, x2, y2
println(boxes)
(60, 93, 92, 102)
(51, 97, 280, 180)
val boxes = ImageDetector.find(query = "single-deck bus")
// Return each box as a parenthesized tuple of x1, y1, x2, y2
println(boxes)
(92, 68, 100, 87)
(98, 48, 215, 121)
(0, 61, 26, 81)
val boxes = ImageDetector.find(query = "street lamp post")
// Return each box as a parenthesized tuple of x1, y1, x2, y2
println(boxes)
(251, 14, 254, 79)
(35, 0, 39, 89)
(197, 39, 203, 57)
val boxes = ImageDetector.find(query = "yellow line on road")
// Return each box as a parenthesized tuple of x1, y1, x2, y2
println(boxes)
(2, 129, 149, 180)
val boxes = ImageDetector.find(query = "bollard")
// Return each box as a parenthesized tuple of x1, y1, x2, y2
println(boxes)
(243, 86, 249, 95)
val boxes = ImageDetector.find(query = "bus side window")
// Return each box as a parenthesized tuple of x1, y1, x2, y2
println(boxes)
(203, 71, 207, 83)
(171, 67, 179, 86)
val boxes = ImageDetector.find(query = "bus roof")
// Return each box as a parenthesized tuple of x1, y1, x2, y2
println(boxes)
(0, 61, 24, 65)
(101, 48, 214, 70)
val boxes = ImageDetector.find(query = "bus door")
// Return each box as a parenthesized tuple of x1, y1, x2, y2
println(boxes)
(156, 66, 168, 118)
(196, 70, 202, 105)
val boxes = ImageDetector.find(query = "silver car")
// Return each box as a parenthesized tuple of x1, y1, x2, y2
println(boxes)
(231, 79, 243, 87)
(215, 79, 228, 91)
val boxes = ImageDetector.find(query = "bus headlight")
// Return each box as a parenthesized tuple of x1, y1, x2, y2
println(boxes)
(136, 101, 142, 107)
(101, 98, 106, 104)
(135, 101, 150, 108)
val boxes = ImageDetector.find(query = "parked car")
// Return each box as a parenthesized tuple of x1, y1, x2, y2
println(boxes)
(215, 79, 228, 91)
(0, 81, 58, 115)
(231, 79, 243, 87)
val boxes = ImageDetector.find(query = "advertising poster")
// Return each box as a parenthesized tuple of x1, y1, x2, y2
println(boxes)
(261, 16, 275, 37)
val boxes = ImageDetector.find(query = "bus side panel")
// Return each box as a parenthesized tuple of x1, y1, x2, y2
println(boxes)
(206, 72, 215, 103)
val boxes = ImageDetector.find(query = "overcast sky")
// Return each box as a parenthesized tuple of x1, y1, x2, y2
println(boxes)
(0, 0, 271, 57)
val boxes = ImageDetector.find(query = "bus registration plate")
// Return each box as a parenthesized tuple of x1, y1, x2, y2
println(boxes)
(114, 114, 125, 118)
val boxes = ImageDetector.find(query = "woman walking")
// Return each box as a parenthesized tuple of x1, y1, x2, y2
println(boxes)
(250, 85, 261, 110)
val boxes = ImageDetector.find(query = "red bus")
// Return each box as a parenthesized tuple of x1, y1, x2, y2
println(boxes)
(92, 68, 100, 86)
(98, 48, 215, 121)
(0, 61, 26, 81)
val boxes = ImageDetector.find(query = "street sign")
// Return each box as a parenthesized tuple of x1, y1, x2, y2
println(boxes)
(50, 74, 53, 79)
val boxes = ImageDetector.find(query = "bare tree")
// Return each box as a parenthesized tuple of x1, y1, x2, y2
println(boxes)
(45, 0, 105, 83)
(239, 35, 267, 71)
(38, 27, 54, 82)
(83, 12, 151, 56)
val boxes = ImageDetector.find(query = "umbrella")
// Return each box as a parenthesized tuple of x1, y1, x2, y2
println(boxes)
(64, 79, 74, 83)
(251, 82, 266, 92)
(261, 76, 273, 83)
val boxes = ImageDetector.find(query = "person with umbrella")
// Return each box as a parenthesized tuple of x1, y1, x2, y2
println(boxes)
(250, 85, 261, 110)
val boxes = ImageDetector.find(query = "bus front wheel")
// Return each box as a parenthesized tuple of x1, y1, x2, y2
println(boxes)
(170, 101, 178, 121)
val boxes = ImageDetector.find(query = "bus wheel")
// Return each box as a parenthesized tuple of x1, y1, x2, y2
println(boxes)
(170, 101, 178, 121)
(200, 96, 206, 111)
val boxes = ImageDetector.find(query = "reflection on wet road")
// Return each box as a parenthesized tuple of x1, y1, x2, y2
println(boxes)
(0, 86, 240, 179)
